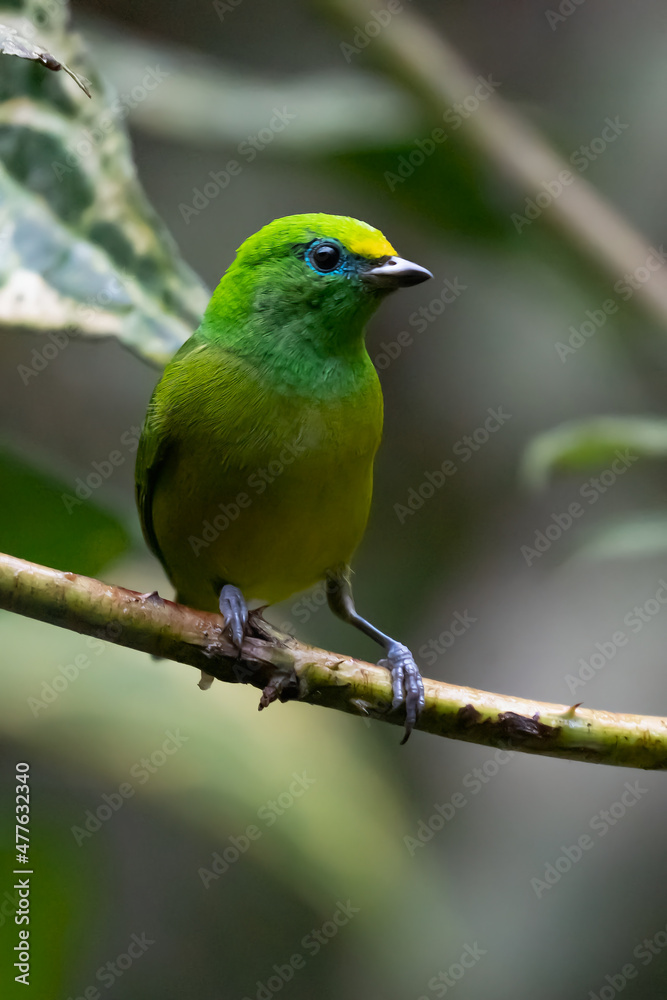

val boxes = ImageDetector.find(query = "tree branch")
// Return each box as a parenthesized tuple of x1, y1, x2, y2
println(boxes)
(1, 552, 666, 768)
(318, 0, 667, 332)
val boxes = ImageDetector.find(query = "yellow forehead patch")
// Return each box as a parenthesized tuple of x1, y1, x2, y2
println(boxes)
(346, 230, 396, 259)
(340, 219, 396, 259)
(236, 214, 398, 264)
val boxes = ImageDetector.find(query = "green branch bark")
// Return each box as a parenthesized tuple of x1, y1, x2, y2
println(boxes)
(1, 552, 666, 768)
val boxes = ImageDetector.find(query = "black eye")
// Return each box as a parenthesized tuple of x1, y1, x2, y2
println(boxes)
(309, 242, 342, 273)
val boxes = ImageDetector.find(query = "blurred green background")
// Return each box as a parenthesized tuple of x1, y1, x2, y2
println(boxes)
(2, 0, 667, 997)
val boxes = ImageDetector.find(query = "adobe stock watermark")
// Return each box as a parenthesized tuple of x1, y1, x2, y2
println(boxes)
(385, 76, 500, 191)
(197, 771, 316, 887)
(340, 0, 413, 62)
(588, 918, 667, 1000)
(545, 0, 588, 31)
(71, 730, 189, 845)
(213, 0, 242, 22)
(274, 578, 340, 635)
(373, 276, 467, 370)
(530, 779, 649, 898)
(188, 436, 306, 555)
(65, 932, 155, 1000)
(0, 887, 20, 930)
(418, 610, 477, 667)
(241, 900, 359, 1000)
(555, 246, 667, 362)
(394, 406, 511, 523)
(61, 426, 142, 513)
(404, 749, 515, 856)
(52, 67, 170, 180)
(17, 272, 132, 386)
(17, 328, 71, 385)
(179, 108, 297, 224)
(512, 116, 629, 233)
(417, 942, 487, 999)
(520, 449, 638, 567)
(27, 626, 122, 717)
(564, 579, 667, 696)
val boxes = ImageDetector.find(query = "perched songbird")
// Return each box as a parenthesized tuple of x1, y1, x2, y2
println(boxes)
(136, 214, 432, 738)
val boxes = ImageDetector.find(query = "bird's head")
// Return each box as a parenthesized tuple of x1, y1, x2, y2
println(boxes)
(234, 213, 432, 293)
(203, 214, 432, 354)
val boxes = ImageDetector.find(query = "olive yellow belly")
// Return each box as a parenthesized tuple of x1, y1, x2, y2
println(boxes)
(149, 374, 382, 612)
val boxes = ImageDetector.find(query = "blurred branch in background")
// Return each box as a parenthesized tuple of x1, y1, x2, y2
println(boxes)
(314, 0, 667, 332)
(2, 550, 667, 769)
(81, 25, 420, 154)
(6, 0, 667, 355)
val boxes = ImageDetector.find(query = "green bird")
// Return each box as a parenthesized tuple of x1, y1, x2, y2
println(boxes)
(136, 213, 432, 737)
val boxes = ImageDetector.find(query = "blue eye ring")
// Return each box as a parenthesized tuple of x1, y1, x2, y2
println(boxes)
(306, 241, 343, 274)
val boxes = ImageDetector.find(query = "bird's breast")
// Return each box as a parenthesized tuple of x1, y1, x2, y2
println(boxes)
(152, 374, 383, 609)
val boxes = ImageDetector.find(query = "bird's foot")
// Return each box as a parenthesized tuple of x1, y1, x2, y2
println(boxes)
(378, 642, 425, 744)
(219, 584, 248, 652)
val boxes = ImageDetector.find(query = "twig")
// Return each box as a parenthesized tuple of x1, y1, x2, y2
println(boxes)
(1, 552, 666, 768)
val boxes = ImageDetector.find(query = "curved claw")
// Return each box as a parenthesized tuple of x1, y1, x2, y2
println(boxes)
(219, 584, 248, 652)
(378, 642, 425, 744)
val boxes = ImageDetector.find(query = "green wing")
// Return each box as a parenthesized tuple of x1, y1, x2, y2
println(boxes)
(135, 335, 254, 569)
(134, 336, 204, 565)
(135, 397, 175, 566)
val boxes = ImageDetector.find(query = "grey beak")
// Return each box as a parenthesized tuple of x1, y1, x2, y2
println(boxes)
(363, 255, 433, 289)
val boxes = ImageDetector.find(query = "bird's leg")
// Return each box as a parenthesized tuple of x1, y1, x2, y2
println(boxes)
(216, 585, 298, 703)
(218, 588, 277, 644)
(201, 583, 254, 688)
(326, 571, 425, 743)
(219, 583, 249, 651)
(200, 583, 251, 689)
